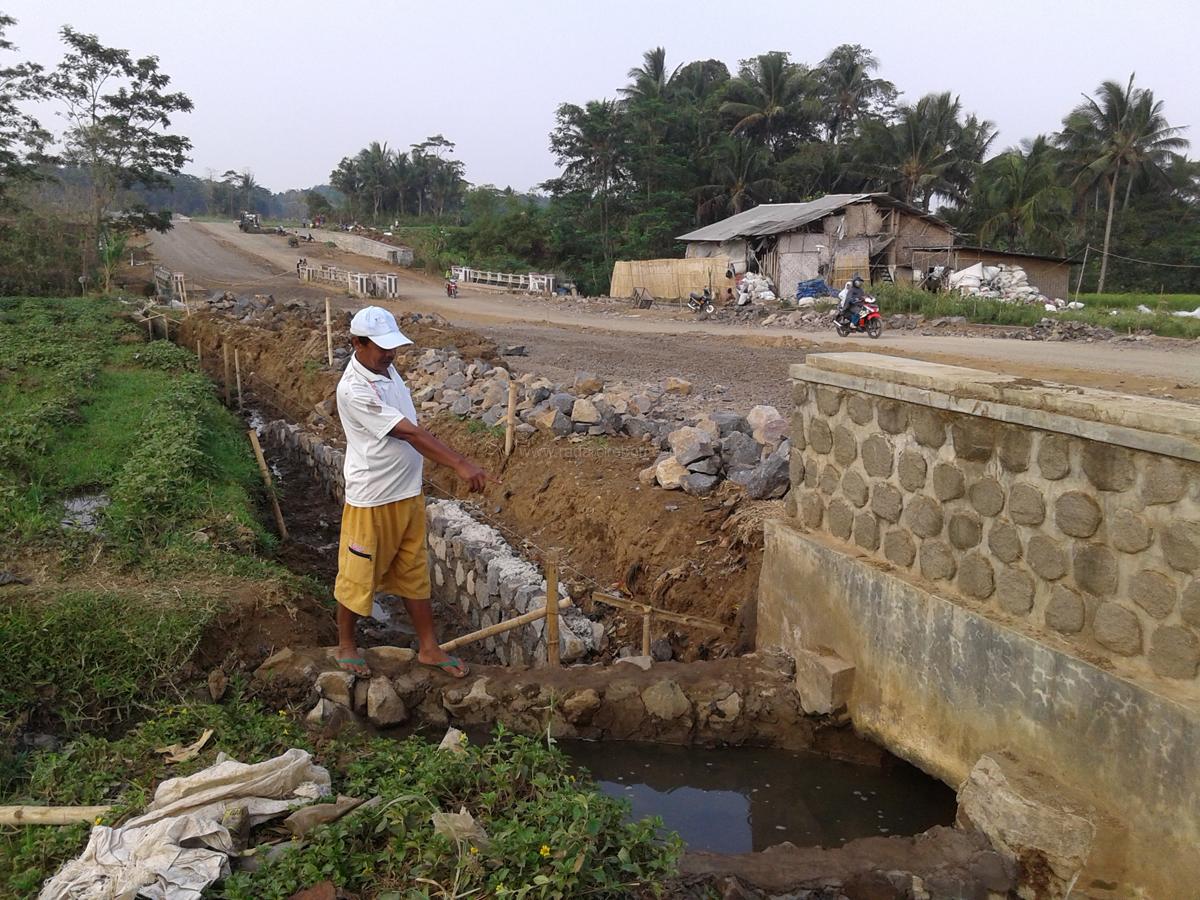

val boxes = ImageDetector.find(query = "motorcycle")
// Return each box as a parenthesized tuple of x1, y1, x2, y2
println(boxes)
(834, 298, 883, 338)
(687, 287, 715, 314)
(445, 279, 459, 298)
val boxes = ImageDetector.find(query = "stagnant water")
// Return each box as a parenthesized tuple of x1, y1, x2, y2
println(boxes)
(559, 740, 957, 853)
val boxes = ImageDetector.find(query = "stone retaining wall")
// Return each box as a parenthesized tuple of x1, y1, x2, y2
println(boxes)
(786, 353, 1200, 684)
(760, 352, 1200, 897)
(310, 229, 413, 266)
(258, 419, 598, 664)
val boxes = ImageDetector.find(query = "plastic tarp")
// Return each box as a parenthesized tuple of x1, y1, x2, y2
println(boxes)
(41, 748, 330, 900)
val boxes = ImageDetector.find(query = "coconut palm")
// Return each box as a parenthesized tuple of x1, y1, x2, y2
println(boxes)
(971, 136, 1071, 252)
(355, 141, 394, 221)
(698, 136, 780, 220)
(817, 44, 897, 143)
(720, 52, 819, 157)
(620, 47, 676, 102)
(1056, 75, 1188, 291)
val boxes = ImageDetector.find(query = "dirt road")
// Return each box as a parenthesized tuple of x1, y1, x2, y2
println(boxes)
(150, 221, 1200, 405)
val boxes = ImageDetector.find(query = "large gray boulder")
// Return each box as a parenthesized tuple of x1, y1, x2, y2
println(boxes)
(720, 431, 763, 468)
(744, 447, 790, 499)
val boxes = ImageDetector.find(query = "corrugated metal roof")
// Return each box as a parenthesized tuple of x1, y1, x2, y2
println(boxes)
(677, 193, 951, 242)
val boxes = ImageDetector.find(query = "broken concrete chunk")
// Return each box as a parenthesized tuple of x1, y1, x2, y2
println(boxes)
(956, 754, 1095, 900)
(793, 648, 855, 715)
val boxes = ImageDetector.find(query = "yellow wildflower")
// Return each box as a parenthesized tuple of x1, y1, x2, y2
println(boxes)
(539, 844, 550, 857)
(469, 845, 478, 855)
(93, 816, 103, 825)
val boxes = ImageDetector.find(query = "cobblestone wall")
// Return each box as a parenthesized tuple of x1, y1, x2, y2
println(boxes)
(786, 365, 1200, 684)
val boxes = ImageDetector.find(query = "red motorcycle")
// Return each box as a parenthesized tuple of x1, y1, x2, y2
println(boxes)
(835, 298, 883, 338)
(445, 279, 458, 298)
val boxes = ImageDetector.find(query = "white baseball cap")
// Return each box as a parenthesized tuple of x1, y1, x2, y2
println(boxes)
(349, 306, 411, 350)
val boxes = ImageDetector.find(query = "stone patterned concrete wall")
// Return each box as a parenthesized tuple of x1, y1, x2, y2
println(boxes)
(785, 364, 1200, 685)
(259, 419, 598, 664)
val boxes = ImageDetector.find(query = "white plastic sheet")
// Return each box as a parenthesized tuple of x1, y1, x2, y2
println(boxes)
(41, 748, 330, 900)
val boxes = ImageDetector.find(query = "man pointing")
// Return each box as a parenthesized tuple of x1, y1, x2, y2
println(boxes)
(333, 306, 496, 677)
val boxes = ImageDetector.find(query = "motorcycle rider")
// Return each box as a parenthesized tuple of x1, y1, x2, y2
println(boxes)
(837, 274, 868, 328)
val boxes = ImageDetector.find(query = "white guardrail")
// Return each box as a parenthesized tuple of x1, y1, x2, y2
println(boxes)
(451, 266, 555, 294)
(299, 264, 399, 299)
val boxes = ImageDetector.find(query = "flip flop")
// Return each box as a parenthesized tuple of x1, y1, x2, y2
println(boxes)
(336, 657, 371, 676)
(422, 656, 469, 678)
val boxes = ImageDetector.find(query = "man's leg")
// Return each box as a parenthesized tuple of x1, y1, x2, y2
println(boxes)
(403, 597, 468, 676)
(333, 504, 377, 676)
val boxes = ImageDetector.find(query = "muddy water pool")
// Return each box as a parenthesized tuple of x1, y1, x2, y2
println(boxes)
(560, 739, 956, 853)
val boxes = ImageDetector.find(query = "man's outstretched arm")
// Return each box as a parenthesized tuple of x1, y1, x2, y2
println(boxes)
(388, 418, 498, 492)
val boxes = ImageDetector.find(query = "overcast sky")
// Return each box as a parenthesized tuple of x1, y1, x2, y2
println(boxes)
(7, 0, 1198, 194)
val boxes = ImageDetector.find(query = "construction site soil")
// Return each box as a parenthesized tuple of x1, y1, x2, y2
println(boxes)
(175, 310, 764, 659)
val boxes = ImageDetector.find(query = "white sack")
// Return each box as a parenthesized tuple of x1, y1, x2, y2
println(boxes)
(41, 748, 330, 900)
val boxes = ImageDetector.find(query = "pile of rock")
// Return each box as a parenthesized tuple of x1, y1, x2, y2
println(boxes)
(639, 406, 792, 500)
(1025, 319, 1115, 342)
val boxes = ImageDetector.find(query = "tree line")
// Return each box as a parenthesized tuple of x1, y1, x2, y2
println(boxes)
(327, 46, 1196, 295)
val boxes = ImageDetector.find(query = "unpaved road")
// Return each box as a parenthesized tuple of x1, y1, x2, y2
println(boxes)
(150, 221, 1200, 406)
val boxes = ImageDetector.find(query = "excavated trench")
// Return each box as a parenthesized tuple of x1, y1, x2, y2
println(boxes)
(170, 313, 999, 896)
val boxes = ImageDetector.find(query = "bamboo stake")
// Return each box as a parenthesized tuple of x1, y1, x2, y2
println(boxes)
(247, 429, 288, 540)
(545, 549, 560, 666)
(234, 349, 243, 410)
(0, 805, 112, 826)
(196, 339, 202, 362)
(641, 610, 652, 656)
(504, 381, 518, 457)
(440, 598, 572, 653)
(324, 298, 334, 366)
(223, 344, 231, 405)
(146, 317, 153, 338)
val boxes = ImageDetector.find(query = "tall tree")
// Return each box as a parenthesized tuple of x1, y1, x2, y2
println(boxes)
(1056, 74, 1188, 291)
(698, 136, 779, 218)
(816, 44, 897, 144)
(968, 136, 1071, 252)
(44, 26, 192, 285)
(355, 140, 394, 219)
(546, 100, 629, 260)
(720, 52, 819, 158)
(620, 46, 675, 102)
(0, 15, 49, 209)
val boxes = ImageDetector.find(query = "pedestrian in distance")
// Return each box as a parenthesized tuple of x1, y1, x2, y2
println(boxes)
(333, 305, 498, 678)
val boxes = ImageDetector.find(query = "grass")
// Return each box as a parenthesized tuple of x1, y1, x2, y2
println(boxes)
(844, 283, 1200, 339)
(0, 696, 680, 899)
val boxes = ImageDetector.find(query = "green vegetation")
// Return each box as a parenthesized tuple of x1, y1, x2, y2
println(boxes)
(856, 283, 1200, 338)
(1, 695, 680, 899)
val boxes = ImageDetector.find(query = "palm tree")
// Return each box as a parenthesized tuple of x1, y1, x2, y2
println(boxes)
(971, 136, 1071, 252)
(1057, 75, 1188, 291)
(817, 44, 897, 143)
(620, 47, 675, 102)
(720, 52, 818, 157)
(698, 136, 780, 220)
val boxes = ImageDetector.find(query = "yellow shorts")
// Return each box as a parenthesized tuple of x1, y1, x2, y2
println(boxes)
(333, 495, 431, 616)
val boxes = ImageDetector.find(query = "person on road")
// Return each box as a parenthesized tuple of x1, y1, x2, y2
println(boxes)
(333, 305, 497, 678)
(837, 274, 868, 327)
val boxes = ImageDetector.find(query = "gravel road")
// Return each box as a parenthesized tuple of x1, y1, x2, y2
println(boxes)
(150, 221, 1200, 405)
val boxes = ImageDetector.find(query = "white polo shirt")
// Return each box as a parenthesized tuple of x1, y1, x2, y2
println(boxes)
(336, 355, 423, 507)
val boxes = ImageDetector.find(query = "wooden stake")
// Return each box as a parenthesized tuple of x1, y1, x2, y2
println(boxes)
(440, 598, 572, 653)
(545, 549, 560, 666)
(247, 429, 288, 540)
(223, 344, 231, 405)
(0, 805, 112, 826)
(642, 609, 652, 656)
(234, 349, 243, 410)
(591, 591, 732, 636)
(324, 298, 334, 366)
(196, 339, 202, 362)
(147, 317, 153, 338)
(504, 381, 518, 457)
